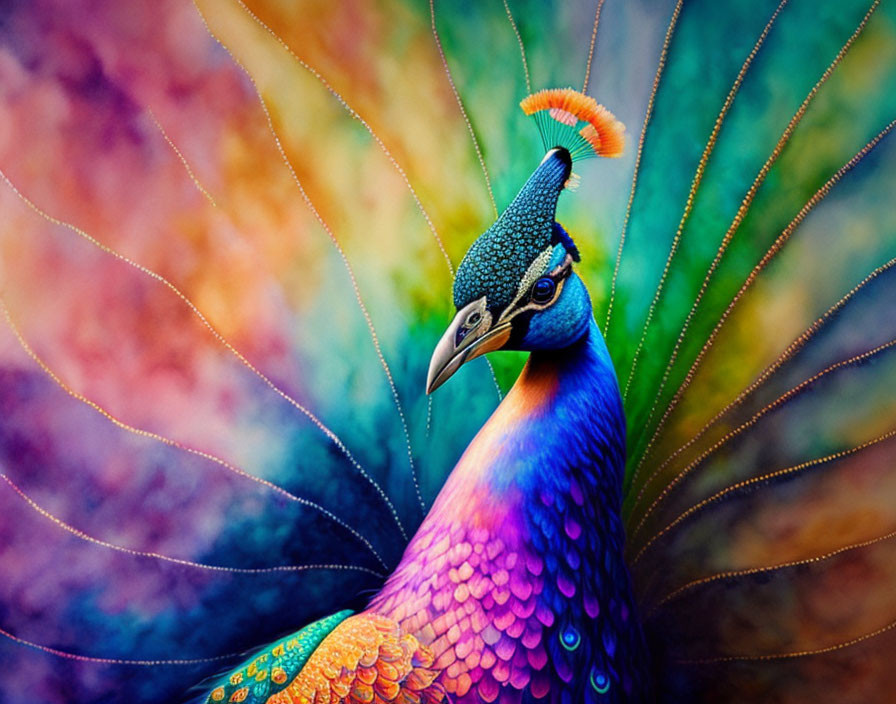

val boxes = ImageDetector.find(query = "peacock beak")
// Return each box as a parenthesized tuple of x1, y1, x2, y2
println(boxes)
(426, 298, 512, 394)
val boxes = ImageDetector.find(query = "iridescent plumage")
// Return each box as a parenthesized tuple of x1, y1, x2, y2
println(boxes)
(2, 1, 896, 703)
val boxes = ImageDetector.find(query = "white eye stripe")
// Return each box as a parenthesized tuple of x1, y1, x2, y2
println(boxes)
(548, 253, 575, 278)
(497, 252, 575, 323)
(503, 247, 553, 317)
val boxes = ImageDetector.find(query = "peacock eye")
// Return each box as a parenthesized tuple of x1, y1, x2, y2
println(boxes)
(590, 667, 611, 694)
(559, 625, 581, 651)
(465, 311, 482, 328)
(532, 277, 556, 304)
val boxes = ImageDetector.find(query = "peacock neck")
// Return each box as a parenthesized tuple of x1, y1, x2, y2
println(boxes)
(419, 316, 629, 558)
(370, 318, 650, 701)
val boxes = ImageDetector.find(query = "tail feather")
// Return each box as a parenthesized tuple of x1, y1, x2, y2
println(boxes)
(1, 0, 895, 702)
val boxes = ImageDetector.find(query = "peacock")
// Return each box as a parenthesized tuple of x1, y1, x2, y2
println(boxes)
(2, 0, 896, 703)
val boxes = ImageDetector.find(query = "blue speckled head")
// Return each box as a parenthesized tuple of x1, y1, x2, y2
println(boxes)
(453, 149, 572, 311)
(426, 148, 586, 393)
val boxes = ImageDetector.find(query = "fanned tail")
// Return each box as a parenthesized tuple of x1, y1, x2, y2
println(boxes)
(2, 0, 895, 702)
(607, 0, 896, 700)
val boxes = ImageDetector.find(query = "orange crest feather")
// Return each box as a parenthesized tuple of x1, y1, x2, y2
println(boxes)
(520, 87, 625, 159)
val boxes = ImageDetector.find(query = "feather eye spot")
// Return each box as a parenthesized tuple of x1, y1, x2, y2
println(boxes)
(559, 626, 581, 651)
(590, 667, 610, 694)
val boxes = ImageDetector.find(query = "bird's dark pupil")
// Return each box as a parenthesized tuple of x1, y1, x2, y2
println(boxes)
(533, 277, 555, 302)
(466, 311, 481, 327)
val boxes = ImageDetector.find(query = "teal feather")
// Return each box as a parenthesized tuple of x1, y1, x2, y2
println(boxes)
(198, 610, 352, 704)
(0, 1, 895, 703)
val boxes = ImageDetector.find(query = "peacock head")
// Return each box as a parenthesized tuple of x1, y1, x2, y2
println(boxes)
(426, 87, 625, 393)
(427, 147, 593, 393)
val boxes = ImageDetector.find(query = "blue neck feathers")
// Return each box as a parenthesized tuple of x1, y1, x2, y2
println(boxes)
(512, 318, 651, 703)
(375, 318, 651, 702)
